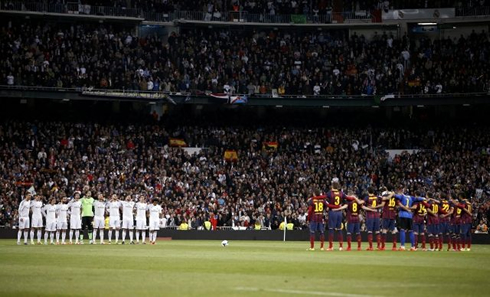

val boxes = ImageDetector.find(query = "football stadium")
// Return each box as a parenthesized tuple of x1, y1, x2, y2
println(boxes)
(1, 0, 490, 296)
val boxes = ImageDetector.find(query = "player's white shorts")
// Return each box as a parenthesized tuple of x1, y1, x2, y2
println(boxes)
(109, 217, 120, 229)
(18, 217, 30, 229)
(94, 217, 105, 229)
(121, 218, 134, 229)
(45, 220, 57, 232)
(70, 217, 81, 229)
(136, 219, 147, 230)
(149, 219, 160, 231)
(57, 221, 68, 230)
(31, 216, 43, 228)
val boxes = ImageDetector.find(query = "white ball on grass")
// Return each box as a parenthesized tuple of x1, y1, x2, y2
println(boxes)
(221, 240, 229, 247)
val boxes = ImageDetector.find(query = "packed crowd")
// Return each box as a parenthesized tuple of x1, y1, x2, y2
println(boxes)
(3, 1, 488, 15)
(0, 120, 489, 230)
(2, 18, 489, 96)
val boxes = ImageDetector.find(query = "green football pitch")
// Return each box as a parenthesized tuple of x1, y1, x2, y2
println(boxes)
(1, 240, 489, 297)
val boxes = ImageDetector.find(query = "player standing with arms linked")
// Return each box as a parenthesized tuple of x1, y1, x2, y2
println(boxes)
(426, 194, 441, 251)
(30, 195, 44, 245)
(17, 194, 32, 245)
(56, 197, 69, 244)
(93, 193, 107, 244)
(307, 189, 327, 251)
(394, 186, 426, 251)
(80, 191, 95, 244)
(380, 188, 398, 251)
(68, 193, 82, 244)
(363, 187, 383, 251)
(148, 199, 162, 245)
(42, 198, 58, 245)
(121, 195, 136, 244)
(412, 194, 429, 251)
(325, 180, 347, 251)
(135, 195, 149, 244)
(108, 194, 122, 244)
(460, 196, 473, 251)
(335, 191, 370, 251)
(438, 194, 453, 251)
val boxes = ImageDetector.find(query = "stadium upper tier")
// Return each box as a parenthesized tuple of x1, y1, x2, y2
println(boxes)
(1, 18, 489, 96)
(1, 0, 489, 23)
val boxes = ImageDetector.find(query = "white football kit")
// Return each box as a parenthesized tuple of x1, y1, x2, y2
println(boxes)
(43, 204, 57, 232)
(121, 201, 135, 229)
(18, 200, 31, 229)
(135, 202, 148, 230)
(109, 201, 121, 228)
(56, 204, 69, 230)
(31, 200, 44, 228)
(149, 204, 162, 231)
(69, 200, 82, 229)
(93, 200, 107, 229)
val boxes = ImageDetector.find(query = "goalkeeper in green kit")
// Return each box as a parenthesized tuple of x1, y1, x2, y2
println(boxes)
(80, 190, 95, 244)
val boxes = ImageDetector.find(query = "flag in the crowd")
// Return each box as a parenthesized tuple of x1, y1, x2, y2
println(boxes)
(291, 14, 307, 24)
(209, 93, 248, 104)
(27, 186, 36, 195)
(262, 141, 278, 151)
(169, 138, 187, 147)
(224, 150, 238, 162)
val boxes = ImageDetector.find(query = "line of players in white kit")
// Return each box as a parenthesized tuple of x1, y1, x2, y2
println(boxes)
(17, 193, 163, 245)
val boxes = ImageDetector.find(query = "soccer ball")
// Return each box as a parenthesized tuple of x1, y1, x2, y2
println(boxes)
(221, 240, 229, 247)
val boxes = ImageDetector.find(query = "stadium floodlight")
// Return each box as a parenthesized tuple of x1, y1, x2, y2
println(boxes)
(417, 22, 437, 26)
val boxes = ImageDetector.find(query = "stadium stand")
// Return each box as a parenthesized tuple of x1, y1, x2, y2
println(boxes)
(0, 119, 488, 229)
(1, 18, 489, 96)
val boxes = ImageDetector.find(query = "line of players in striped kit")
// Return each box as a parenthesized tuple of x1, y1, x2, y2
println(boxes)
(16, 193, 163, 245)
(308, 182, 473, 252)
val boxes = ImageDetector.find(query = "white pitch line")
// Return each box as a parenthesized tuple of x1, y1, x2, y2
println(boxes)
(234, 287, 379, 297)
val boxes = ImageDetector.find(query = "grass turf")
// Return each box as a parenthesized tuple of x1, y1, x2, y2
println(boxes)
(0, 240, 489, 297)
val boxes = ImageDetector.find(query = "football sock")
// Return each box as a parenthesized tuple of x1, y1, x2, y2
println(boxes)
(142, 232, 146, 243)
(421, 234, 426, 249)
(100, 229, 104, 243)
(448, 236, 452, 250)
(357, 234, 362, 248)
(409, 231, 415, 247)
(320, 234, 325, 248)
(381, 233, 386, 248)
(108, 230, 112, 241)
(400, 230, 406, 247)
(129, 231, 134, 242)
(368, 233, 373, 248)
(376, 233, 381, 248)
(310, 234, 315, 248)
(347, 234, 352, 248)
(44, 232, 48, 244)
(89, 232, 93, 240)
(17, 230, 22, 242)
(136, 231, 140, 242)
(392, 233, 397, 248)
(467, 234, 472, 249)
(429, 236, 433, 249)
(338, 232, 343, 247)
(75, 230, 80, 242)
(461, 233, 466, 249)
(122, 230, 126, 241)
(328, 230, 334, 248)
(80, 234, 84, 241)
(62, 231, 66, 243)
(50, 232, 54, 243)
(37, 230, 42, 242)
(24, 231, 29, 243)
(56, 231, 60, 242)
(69, 230, 73, 242)
(115, 230, 119, 242)
(93, 230, 97, 241)
(414, 234, 418, 248)
(30, 230, 34, 243)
